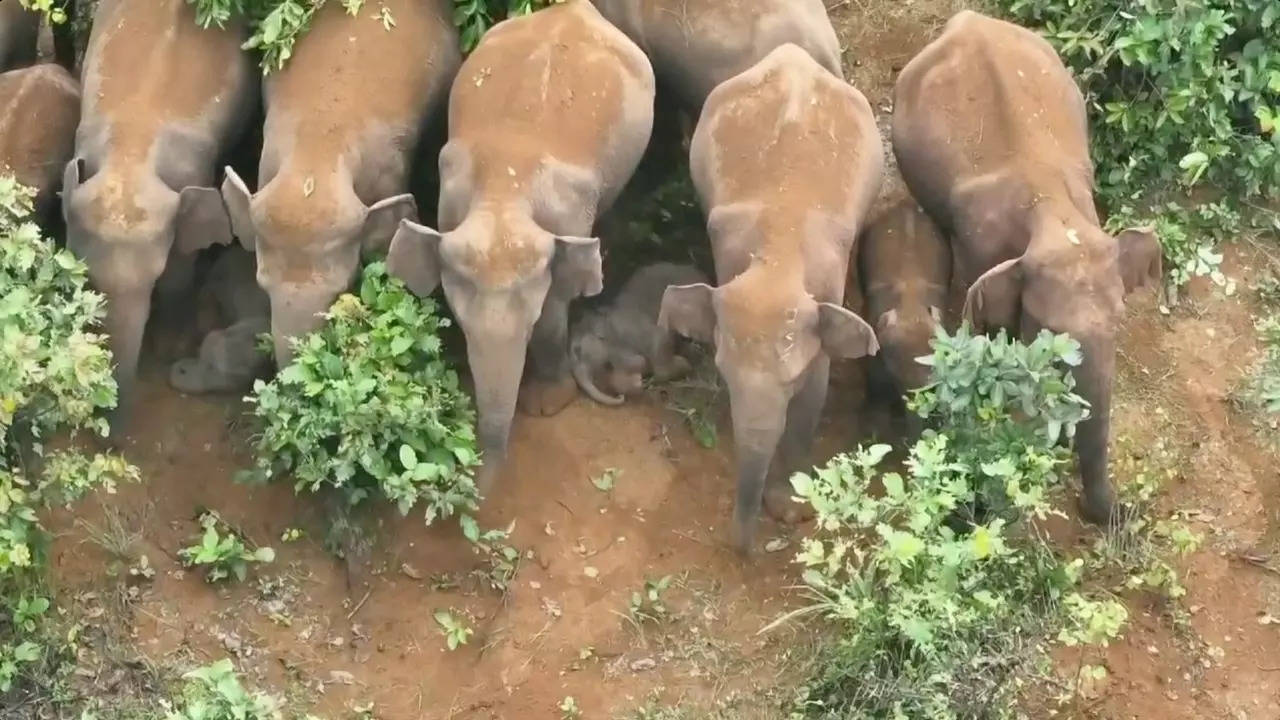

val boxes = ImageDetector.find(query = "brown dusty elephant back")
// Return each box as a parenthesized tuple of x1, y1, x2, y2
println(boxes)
(255, 0, 458, 242)
(0, 63, 79, 215)
(0, 0, 38, 72)
(82, 0, 249, 172)
(450, 0, 653, 198)
(593, 0, 842, 110)
(892, 10, 1097, 232)
(692, 42, 880, 308)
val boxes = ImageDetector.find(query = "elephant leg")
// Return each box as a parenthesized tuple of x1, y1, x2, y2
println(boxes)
(149, 250, 200, 362)
(518, 294, 577, 417)
(764, 355, 830, 524)
(650, 330, 691, 382)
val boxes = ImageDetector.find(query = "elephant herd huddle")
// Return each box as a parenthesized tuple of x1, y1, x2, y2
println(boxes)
(0, 0, 1163, 552)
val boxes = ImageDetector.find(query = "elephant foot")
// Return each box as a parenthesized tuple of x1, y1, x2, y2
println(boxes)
(1077, 490, 1130, 529)
(475, 460, 503, 500)
(517, 375, 578, 417)
(764, 481, 814, 524)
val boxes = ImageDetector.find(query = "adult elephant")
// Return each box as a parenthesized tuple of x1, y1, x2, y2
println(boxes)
(220, 0, 460, 366)
(659, 45, 884, 552)
(892, 11, 1163, 525)
(591, 0, 843, 112)
(62, 0, 257, 434)
(386, 0, 656, 493)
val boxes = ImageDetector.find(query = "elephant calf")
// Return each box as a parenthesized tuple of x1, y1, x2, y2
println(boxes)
(893, 11, 1162, 525)
(0, 63, 79, 223)
(570, 262, 707, 405)
(170, 247, 271, 395)
(387, 0, 655, 494)
(660, 44, 883, 553)
(858, 198, 950, 434)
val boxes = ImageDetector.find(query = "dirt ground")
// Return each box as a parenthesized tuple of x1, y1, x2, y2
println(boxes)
(40, 1, 1280, 718)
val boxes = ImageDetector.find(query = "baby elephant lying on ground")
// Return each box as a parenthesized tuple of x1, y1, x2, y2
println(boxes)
(169, 248, 271, 394)
(571, 262, 708, 404)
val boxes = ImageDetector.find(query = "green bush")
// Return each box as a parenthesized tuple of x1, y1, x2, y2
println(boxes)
(0, 176, 138, 705)
(786, 329, 1125, 719)
(244, 262, 481, 526)
(997, 0, 1279, 283)
(160, 659, 285, 720)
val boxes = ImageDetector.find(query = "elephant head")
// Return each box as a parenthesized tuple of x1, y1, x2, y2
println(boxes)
(220, 166, 417, 366)
(660, 274, 879, 550)
(875, 304, 942, 395)
(963, 223, 1161, 523)
(385, 208, 603, 491)
(62, 157, 234, 432)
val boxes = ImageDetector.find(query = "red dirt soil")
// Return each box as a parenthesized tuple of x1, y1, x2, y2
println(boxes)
(41, 1, 1280, 718)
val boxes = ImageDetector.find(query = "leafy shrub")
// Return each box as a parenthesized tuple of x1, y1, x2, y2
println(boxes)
(997, 0, 1279, 283)
(786, 329, 1125, 719)
(161, 659, 284, 720)
(179, 511, 275, 584)
(0, 176, 138, 706)
(244, 262, 481, 526)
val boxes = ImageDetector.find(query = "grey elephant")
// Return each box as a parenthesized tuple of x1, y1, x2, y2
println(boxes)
(893, 11, 1162, 525)
(221, 0, 460, 368)
(0, 63, 79, 223)
(858, 198, 951, 436)
(591, 0, 842, 111)
(0, 0, 38, 72)
(170, 247, 271, 394)
(387, 0, 656, 493)
(659, 45, 884, 553)
(61, 0, 257, 435)
(571, 262, 707, 405)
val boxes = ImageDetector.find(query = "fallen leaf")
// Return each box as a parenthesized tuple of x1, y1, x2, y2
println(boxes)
(583, 566, 599, 579)
(764, 538, 790, 553)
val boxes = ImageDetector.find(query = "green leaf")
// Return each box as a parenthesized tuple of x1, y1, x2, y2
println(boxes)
(399, 444, 418, 470)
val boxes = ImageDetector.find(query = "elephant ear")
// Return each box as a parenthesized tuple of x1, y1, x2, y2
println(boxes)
(554, 235, 603, 298)
(360, 194, 419, 255)
(819, 302, 879, 359)
(220, 166, 257, 252)
(659, 283, 717, 344)
(1115, 226, 1162, 295)
(386, 219, 444, 298)
(174, 186, 234, 254)
(963, 258, 1023, 333)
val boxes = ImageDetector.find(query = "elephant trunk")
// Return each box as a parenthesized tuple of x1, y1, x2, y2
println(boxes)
(727, 385, 788, 553)
(466, 331, 529, 496)
(1072, 335, 1117, 525)
(102, 287, 152, 439)
(572, 358, 624, 406)
(268, 283, 345, 367)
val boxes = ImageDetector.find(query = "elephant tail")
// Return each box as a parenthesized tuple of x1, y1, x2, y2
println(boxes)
(572, 359, 625, 406)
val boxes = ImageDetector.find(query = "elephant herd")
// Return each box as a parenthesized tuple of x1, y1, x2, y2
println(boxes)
(0, 0, 1162, 552)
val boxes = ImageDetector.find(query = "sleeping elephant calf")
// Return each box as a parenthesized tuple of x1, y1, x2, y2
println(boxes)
(62, 0, 257, 435)
(170, 247, 271, 394)
(387, 0, 655, 494)
(892, 11, 1163, 525)
(0, 63, 79, 224)
(221, 0, 460, 367)
(659, 44, 884, 553)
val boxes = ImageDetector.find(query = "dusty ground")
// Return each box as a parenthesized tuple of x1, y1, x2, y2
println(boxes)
(38, 1, 1280, 718)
